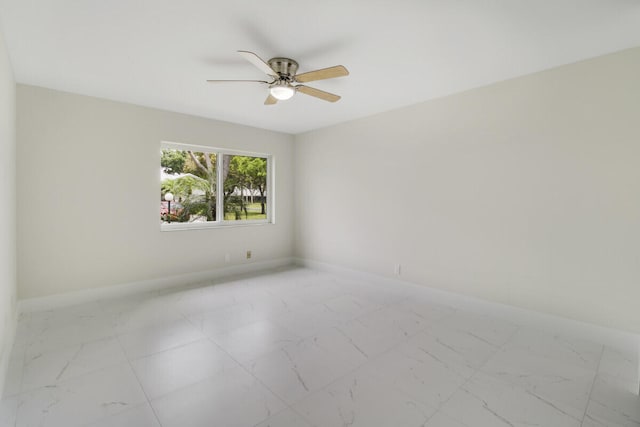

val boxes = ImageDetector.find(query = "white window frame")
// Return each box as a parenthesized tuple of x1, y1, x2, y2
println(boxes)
(161, 141, 274, 231)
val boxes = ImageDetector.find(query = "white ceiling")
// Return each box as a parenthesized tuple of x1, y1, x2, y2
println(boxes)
(1, 1, 639, 134)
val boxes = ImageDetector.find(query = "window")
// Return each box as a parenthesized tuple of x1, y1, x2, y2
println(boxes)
(160, 142, 272, 230)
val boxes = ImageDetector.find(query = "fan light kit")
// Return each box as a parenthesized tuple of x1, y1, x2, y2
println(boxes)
(207, 51, 349, 105)
(270, 81, 295, 100)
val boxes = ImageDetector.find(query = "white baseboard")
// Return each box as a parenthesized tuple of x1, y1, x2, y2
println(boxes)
(19, 257, 295, 313)
(295, 257, 640, 352)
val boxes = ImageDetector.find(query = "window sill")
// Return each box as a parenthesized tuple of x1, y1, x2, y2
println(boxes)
(160, 220, 273, 232)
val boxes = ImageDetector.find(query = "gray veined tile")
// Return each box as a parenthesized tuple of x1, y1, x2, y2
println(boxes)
(306, 294, 382, 322)
(292, 370, 437, 427)
(440, 372, 582, 427)
(257, 275, 317, 296)
(330, 304, 433, 359)
(20, 337, 127, 392)
(5, 269, 638, 427)
(331, 319, 396, 359)
(598, 345, 640, 393)
(254, 408, 313, 427)
(114, 300, 184, 334)
(410, 326, 499, 376)
(391, 298, 457, 324)
(330, 275, 384, 294)
(310, 326, 378, 358)
(98, 292, 158, 315)
(131, 338, 239, 399)
(506, 326, 603, 371)
(287, 281, 348, 305)
(424, 411, 470, 427)
(0, 396, 18, 427)
(441, 311, 519, 347)
(246, 289, 298, 306)
(585, 374, 640, 427)
(480, 344, 595, 420)
(247, 328, 368, 405)
(272, 306, 342, 339)
(186, 302, 267, 337)
(171, 286, 239, 316)
(28, 302, 106, 332)
(15, 362, 147, 427)
(151, 365, 286, 427)
(580, 414, 634, 427)
(580, 417, 606, 427)
(360, 344, 468, 409)
(396, 334, 481, 380)
(2, 344, 25, 397)
(12, 318, 29, 349)
(85, 403, 160, 427)
(236, 292, 306, 317)
(117, 318, 205, 359)
(25, 313, 118, 359)
(353, 306, 430, 339)
(347, 282, 410, 306)
(210, 320, 300, 363)
(17, 311, 31, 323)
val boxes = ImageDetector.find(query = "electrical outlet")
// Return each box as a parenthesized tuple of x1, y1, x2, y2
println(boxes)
(224, 253, 231, 263)
(394, 263, 401, 276)
(246, 250, 252, 259)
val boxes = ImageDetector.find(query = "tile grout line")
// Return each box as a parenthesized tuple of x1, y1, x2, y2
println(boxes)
(115, 327, 166, 427)
(428, 324, 517, 424)
(181, 313, 305, 427)
(580, 344, 605, 427)
(8, 310, 164, 427)
(238, 297, 461, 424)
(177, 275, 421, 425)
(471, 322, 602, 427)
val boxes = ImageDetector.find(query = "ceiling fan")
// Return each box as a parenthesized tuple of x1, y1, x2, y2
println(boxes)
(207, 51, 349, 105)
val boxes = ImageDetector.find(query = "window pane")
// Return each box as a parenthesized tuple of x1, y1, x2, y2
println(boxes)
(222, 154, 268, 221)
(160, 148, 217, 223)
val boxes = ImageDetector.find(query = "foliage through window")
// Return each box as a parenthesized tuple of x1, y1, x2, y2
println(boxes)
(160, 143, 271, 228)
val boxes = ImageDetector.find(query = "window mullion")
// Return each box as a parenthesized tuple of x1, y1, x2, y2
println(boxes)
(267, 156, 273, 223)
(216, 152, 224, 222)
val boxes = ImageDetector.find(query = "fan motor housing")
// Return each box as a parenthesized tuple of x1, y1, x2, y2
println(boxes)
(268, 57, 299, 79)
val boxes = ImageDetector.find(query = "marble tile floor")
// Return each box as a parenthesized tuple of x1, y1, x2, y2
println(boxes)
(1, 267, 639, 427)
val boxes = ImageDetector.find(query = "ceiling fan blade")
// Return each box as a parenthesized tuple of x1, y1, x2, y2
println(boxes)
(295, 65, 349, 83)
(206, 79, 269, 83)
(296, 85, 341, 102)
(238, 50, 277, 77)
(264, 94, 278, 105)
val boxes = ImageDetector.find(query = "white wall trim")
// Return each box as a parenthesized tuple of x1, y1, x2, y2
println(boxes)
(294, 257, 640, 352)
(19, 257, 295, 313)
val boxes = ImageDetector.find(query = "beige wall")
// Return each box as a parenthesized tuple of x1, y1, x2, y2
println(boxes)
(13, 47, 640, 335)
(294, 48, 640, 333)
(0, 26, 16, 395)
(17, 85, 295, 299)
